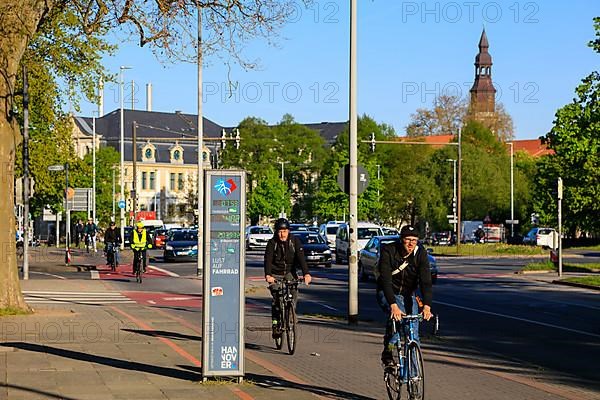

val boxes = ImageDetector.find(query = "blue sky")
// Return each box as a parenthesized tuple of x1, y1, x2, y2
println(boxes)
(79, 1, 599, 140)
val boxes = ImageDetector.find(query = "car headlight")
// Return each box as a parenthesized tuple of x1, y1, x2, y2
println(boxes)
(192, 245, 198, 250)
(166, 245, 174, 250)
(324, 249, 331, 255)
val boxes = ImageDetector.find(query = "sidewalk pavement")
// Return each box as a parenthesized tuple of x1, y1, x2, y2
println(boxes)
(5, 248, 599, 399)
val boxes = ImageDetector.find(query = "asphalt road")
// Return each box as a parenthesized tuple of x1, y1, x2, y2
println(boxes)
(22, 247, 600, 398)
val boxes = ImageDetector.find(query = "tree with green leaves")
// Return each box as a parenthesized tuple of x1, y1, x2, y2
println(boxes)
(533, 17, 600, 236)
(221, 114, 328, 221)
(312, 115, 387, 222)
(0, 0, 312, 311)
(247, 168, 289, 225)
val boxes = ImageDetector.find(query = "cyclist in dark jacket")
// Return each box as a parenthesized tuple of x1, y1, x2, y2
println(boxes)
(377, 225, 433, 367)
(104, 221, 122, 266)
(264, 218, 312, 338)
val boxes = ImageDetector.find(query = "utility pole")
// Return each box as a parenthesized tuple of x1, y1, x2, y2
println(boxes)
(348, 0, 359, 325)
(22, 65, 30, 280)
(132, 121, 138, 222)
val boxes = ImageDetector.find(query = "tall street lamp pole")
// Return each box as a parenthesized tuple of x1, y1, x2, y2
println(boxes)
(447, 159, 457, 238)
(119, 65, 132, 249)
(112, 167, 116, 221)
(509, 142, 514, 238)
(92, 112, 97, 223)
(278, 161, 289, 218)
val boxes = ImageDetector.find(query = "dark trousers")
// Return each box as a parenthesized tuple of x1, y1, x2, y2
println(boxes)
(132, 249, 147, 272)
(269, 278, 298, 323)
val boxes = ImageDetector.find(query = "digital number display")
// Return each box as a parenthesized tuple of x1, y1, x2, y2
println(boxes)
(213, 200, 239, 207)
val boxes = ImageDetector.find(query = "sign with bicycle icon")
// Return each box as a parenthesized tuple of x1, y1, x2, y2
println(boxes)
(202, 170, 246, 379)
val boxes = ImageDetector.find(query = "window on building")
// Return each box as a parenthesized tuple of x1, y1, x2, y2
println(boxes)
(142, 172, 147, 190)
(178, 173, 184, 191)
(150, 172, 155, 190)
(170, 173, 175, 191)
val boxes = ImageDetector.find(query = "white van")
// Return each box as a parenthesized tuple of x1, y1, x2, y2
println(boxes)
(335, 222, 384, 264)
(319, 221, 345, 250)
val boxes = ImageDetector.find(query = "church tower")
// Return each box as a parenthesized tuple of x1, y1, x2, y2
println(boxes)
(469, 29, 496, 122)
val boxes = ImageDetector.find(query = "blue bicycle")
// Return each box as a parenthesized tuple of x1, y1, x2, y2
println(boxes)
(384, 314, 425, 400)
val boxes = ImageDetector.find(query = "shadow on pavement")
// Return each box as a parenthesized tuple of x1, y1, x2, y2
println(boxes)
(0, 384, 78, 400)
(122, 328, 201, 341)
(244, 372, 377, 400)
(1, 342, 201, 381)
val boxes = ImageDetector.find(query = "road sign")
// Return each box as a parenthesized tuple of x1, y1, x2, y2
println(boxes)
(448, 219, 458, 224)
(203, 171, 246, 378)
(118, 200, 126, 209)
(505, 219, 519, 225)
(446, 215, 456, 219)
(48, 165, 64, 171)
(337, 164, 369, 195)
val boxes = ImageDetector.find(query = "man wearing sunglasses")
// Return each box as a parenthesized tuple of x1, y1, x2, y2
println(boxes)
(376, 225, 433, 367)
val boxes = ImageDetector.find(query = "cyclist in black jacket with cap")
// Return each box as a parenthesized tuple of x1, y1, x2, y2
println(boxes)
(377, 225, 433, 367)
(264, 218, 312, 338)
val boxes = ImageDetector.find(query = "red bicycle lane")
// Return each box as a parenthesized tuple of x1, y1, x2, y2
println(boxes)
(96, 263, 175, 280)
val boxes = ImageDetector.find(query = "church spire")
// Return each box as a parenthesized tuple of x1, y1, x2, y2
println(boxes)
(470, 28, 496, 118)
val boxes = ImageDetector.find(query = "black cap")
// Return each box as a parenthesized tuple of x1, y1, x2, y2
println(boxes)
(274, 218, 290, 231)
(400, 225, 419, 238)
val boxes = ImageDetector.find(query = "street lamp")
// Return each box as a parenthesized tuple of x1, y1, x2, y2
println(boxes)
(508, 142, 514, 238)
(119, 65, 132, 249)
(92, 111, 98, 223)
(446, 159, 457, 238)
(278, 160, 290, 218)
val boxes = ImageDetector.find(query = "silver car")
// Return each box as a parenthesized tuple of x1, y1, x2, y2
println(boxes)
(358, 235, 438, 284)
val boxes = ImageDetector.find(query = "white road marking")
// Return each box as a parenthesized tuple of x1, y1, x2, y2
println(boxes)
(147, 265, 180, 277)
(435, 300, 600, 339)
(147, 300, 157, 304)
(23, 290, 135, 304)
(163, 296, 196, 301)
(306, 300, 340, 312)
(29, 271, 66, 280)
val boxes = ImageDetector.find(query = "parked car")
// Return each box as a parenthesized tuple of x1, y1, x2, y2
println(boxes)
(536, 227, 557, 249)
(335, 222, 384, 264)
(358, 235, 438, 284)
(431, 231, 453, 246)
(383, 227, 399, 236)
(245, 225, 273, 251)
(319, 221, 345, 250)
(164, 230, 198, 262)
(153, 228, 168, 249)
(292, 231, 332, 268)
(289, 223, 310, 232)
(307, 225, 320, 233)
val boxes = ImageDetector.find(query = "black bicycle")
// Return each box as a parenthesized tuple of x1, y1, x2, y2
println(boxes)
(105, 242, 118, 272)
(384, 314, 426, 400)
(272, 278, 301, 355)
(133, 250, 144, 283)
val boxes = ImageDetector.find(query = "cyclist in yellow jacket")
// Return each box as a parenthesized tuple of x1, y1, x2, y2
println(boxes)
(131, 222, 153, 274)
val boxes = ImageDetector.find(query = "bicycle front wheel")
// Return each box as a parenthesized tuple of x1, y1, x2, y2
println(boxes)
(285, 304, 297, 355)
(384, 345, 402, 400)
(406, 342, 424, 400)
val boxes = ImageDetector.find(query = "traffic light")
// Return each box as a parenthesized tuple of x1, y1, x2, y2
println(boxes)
(370, 132, 376, 152)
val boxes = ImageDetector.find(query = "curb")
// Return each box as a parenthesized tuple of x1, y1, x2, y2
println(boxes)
(552, 280, 600, 291)
(514, 270, 555, 275)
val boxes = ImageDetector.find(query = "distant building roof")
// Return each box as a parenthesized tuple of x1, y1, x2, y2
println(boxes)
(394, 134, 553, 157)
(513, 139, 554, 157)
